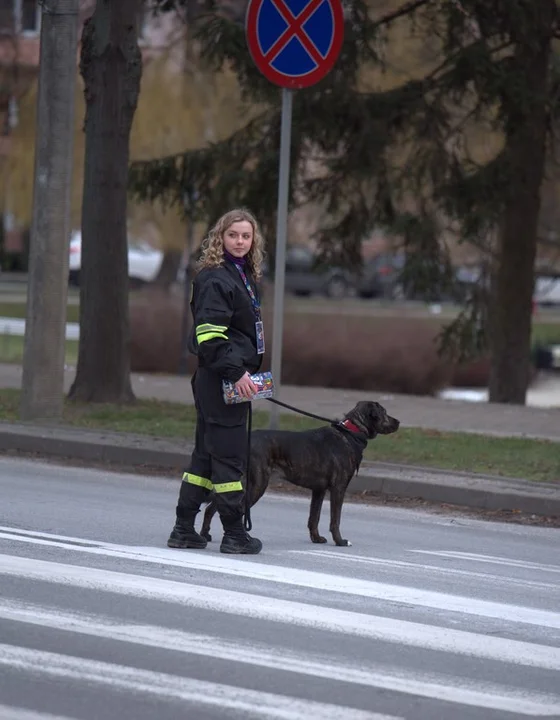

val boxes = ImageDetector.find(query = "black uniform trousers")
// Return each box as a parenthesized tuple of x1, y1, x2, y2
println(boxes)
(176, 367, 249, 527)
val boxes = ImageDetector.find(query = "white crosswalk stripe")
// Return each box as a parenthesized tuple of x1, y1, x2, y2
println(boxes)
(0, 644, 400, 720)
(0, 600, 558, 716)
(289, 549, 560, 590)
(0, 526, 559, 719)
(1, 526, 558, 629)
(1, 553, 559, 671)
(0, 706, 79, 720)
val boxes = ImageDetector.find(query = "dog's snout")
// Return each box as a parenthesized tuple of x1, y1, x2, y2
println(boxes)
(383, 416, 400, 433)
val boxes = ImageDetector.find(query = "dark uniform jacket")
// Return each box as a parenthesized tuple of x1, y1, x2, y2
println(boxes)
(188, 260, 263, 383)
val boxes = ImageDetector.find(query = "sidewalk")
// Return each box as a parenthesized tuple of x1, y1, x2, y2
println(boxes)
(0, 363, 559, 518)
(1, 363, 559, 441)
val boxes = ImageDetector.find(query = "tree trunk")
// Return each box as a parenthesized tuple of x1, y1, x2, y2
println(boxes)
(20, 0, 79, 420)
(150, 249, 182, 290)
(68, 0, 142, 403)
(488, 4, 554, 405)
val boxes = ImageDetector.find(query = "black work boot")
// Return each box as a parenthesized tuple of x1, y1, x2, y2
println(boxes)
(167, 478, 211, 550)
(167, 516, 207, 549)
(220, 517, 262, 555)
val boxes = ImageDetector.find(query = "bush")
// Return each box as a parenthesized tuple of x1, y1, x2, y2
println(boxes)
(259, 311, 452, 395)
(450, 357, 491, 388)
(129, 292, 482, 395)
(129, 288, 186, 374)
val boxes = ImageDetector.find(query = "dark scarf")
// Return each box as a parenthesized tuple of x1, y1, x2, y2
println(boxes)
(224, 249, 247, 269)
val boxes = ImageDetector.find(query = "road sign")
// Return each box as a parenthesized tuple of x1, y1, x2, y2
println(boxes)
(246, 0, 344, 90)
(246, 0, 344, 428)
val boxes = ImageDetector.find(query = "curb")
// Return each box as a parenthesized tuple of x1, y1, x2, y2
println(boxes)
(350, 464, 560, 517)
(0, 423, 559, 518)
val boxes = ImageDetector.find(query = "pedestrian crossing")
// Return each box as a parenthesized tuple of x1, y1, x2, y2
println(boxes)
(0, 644, 395, 720)
(0, 524, 559, 719)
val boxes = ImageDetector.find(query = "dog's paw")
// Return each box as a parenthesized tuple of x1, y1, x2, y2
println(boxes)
(336, 539, 352, 547)
(200, 531, 212, 542)
(311, 535, 328, 544)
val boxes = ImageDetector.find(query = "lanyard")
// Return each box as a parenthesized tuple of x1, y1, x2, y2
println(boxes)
(234, 263, 262, 322)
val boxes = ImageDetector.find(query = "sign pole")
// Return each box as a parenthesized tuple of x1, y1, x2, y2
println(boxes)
(245, 0, 344, 429)
(269, 87, 293, 430)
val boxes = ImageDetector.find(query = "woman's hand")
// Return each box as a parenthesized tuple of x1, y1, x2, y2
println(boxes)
(235, 371, 258, 400)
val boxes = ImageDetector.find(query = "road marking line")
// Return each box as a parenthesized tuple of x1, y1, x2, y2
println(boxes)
(0, 644, 399, 720)
(412, 550, 560, 574)
(2, 600, 559, 716)
(1, 554, 559, 671)
(1, 526, 559, 629)
(288, 550, 559, 590)
(0, 706, 77, 720)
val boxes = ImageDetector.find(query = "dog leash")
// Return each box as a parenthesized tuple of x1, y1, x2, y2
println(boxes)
(266, 397, 336, 424)
(243, 398, 338, 532)
(244, 404, 254, 532)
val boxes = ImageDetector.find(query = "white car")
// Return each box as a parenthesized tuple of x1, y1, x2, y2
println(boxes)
(534, 274, 560, 306)
(68, 231, 163, 288)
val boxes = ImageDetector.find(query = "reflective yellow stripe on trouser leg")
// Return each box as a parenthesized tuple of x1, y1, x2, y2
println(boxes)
(213, 481, 243, 493)
(182, 472, 214, 492)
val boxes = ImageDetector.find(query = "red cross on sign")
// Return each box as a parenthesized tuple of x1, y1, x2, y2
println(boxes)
(246, 0, 345, 89)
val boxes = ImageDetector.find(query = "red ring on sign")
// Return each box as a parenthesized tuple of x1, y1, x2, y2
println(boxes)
(246, 0, 344, 90)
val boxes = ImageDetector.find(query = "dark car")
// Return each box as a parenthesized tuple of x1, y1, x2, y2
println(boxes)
(357, 253, 480, 302)
(355, 253, 406, 299)
(275, 245, 354, 299)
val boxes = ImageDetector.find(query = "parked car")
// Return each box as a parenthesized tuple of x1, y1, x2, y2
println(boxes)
(357, 254, 486, 303)
(277, 245, 354, 299)
(276, 247, 453, 301)
(448, 267, 560, 307)
(534, 274, 560, 306)
(355, 253, 405, 299)
(68, 231, 163, 288)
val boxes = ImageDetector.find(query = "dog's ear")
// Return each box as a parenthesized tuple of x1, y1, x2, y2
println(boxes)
(368, 401, 400, 435)
(345, 401, 393, 439)
(343, 402, 369, 435)
(368, 401, 386, 424)
(366, 401, 392, 436)
(350, 401, 382, 438)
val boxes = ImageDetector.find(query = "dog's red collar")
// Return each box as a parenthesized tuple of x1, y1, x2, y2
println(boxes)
(340, 419, 362, 434)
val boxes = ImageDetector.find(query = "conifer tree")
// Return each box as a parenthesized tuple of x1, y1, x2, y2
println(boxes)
(132, 0, 560, 404)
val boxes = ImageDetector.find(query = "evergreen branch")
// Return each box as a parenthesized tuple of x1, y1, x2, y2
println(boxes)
(423, 38, 512, 93)
(371, 0, 430, 30)
(129, 107, 271, 172)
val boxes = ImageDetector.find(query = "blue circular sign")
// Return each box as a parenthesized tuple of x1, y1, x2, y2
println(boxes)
(246, 0, 345, 89)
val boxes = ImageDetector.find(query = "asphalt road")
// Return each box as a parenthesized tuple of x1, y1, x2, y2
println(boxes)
(0, 457, 559, 720)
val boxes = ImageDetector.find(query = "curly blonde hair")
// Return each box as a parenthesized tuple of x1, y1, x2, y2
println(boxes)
(197, 208, 266, 279)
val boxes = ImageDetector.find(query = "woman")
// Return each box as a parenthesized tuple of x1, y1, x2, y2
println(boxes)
(167, 208, 266, 554)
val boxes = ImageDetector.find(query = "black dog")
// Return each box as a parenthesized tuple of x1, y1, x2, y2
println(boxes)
(200, 401, 399, 547)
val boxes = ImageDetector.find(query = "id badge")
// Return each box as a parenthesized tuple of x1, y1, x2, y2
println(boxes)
(255, 321, 265, 354)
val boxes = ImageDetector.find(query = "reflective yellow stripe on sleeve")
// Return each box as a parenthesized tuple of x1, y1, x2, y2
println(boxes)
(213, 481, 243, 494)
(197, 331, 228, 343)
(196, 323, 228, 344)
(183, 472, 214, 491)
(196, 323, 227, 334)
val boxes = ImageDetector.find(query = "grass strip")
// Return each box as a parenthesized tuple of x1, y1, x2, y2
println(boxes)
(0, 388, 557, 483)
(0, 335, 79, 365)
